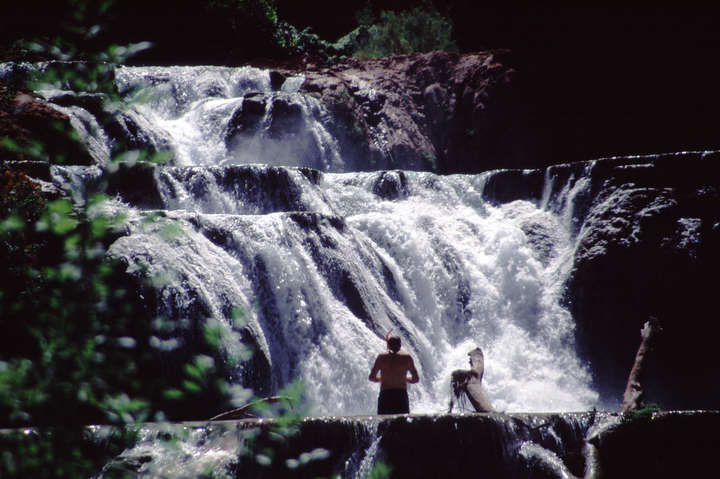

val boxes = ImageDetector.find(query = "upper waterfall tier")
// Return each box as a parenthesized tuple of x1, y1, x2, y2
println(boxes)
(2, 52, 519, 172)
(111, 65, 345, 170)
(105, 52, 521, 173)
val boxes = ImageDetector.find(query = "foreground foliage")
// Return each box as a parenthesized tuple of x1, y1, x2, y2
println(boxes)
(0, 5, 242, 476)
(0, 2, 416, 476)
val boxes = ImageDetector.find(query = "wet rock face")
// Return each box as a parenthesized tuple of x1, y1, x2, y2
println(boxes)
(588, 411, 720, 479)
(481, 169, 545, 204)
(103, 111, 172, 157)
(299, 50, 527, 173)
(0, 86, 94, 165)
(104, 162, 165, 209)
(520, 220, 558, 267)
(371, 170, 408, 200)
(224, 92, 328, 171)
(266, 97, 305, 139)
(225, 94, 267, 146)
(560, 152, 720, 409)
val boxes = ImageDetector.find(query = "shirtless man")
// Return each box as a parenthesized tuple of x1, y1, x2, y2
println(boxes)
(368, 336, 419, 414)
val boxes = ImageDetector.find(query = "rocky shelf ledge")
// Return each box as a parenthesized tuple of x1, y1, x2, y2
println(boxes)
(4, 410, 716, 478)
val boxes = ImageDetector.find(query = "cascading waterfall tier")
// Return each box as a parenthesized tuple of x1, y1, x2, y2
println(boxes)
(112, 65, 343, 171)
(44, 64, 599, 416)
(55, 163, 598, 416)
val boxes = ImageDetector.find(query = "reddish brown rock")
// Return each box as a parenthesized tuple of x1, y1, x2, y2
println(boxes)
(0, 85, 93, 165)
(296, 50, 531, 173)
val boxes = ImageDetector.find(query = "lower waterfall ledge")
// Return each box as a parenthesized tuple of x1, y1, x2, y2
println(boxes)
(4, 410, 717, 478)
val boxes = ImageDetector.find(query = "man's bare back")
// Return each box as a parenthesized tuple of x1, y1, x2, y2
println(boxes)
(369, 351, 419, 390)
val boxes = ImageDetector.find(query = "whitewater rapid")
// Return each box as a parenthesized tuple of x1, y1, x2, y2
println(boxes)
(50, 65, 599, 415)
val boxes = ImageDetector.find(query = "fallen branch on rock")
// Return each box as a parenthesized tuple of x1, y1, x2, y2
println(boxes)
(620, 317, 662, 413)
(209, 396, 293, 421)
(585, 319, 665, 479)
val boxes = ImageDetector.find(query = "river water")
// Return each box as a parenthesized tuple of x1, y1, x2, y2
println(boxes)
(47, 65, 599, 416)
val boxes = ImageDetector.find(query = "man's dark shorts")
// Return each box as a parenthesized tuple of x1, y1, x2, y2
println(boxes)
(378, 388, 409, 414)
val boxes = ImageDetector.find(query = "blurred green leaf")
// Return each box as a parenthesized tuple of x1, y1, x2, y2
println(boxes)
(52, 216, 79, 235)
(64, 233, 81, 254)
(0, 215, 25, 233)
(184, 364, 204, 381)
(182, 380, 202, 394)
(368, 461, 392, 479)
(1, 137, 21, 152)
(90, 216, 108, 238)
(158, 222, 183, 241)
(163, 389, 185, 401)
(48, 199, 73, 215)
(59, 262, 82, 281)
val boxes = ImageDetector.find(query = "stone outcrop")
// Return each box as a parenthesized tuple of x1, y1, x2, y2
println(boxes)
(0, 84, 94, 165)
(85, 411, 720, 478)
(482, 151, 720, 410)
(561, 152, 720, 410)
(297, 50, 533, 173)
(584, 410, 720, 479)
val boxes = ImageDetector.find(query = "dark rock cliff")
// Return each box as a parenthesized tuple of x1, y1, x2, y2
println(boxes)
(298, 50, 542, 173)
(0, 83, 94, 165)
(561, 152, 720, 410)
(483, 151, 720, 410)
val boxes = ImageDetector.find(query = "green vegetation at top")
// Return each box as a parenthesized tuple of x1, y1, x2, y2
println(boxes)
(1, 0, 459, 65)
(346, 2, 457, 59)
(195, 0, 459, 62)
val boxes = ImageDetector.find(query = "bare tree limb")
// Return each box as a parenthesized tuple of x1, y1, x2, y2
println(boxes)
(209, 396, 293, 421)
(620, 317, 662, 413)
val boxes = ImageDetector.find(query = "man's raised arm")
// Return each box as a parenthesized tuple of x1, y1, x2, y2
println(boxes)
(369, 356, 381, 382)
(407, 357, 419, 384)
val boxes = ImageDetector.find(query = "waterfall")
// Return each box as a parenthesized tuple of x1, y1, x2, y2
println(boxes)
(112, 66, 343, 170)
(46, 65, 598, 416)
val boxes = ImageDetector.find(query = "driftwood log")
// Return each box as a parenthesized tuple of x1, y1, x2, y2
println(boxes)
(620, 317, 662, 413)
(448, 347, 494, 413)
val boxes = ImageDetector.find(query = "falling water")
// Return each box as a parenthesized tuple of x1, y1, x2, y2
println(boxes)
(46, 65, 599, 417)
(113, 66, 343, 170)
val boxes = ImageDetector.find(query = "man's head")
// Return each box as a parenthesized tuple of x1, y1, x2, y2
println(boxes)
(388, 336, 401, 353)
